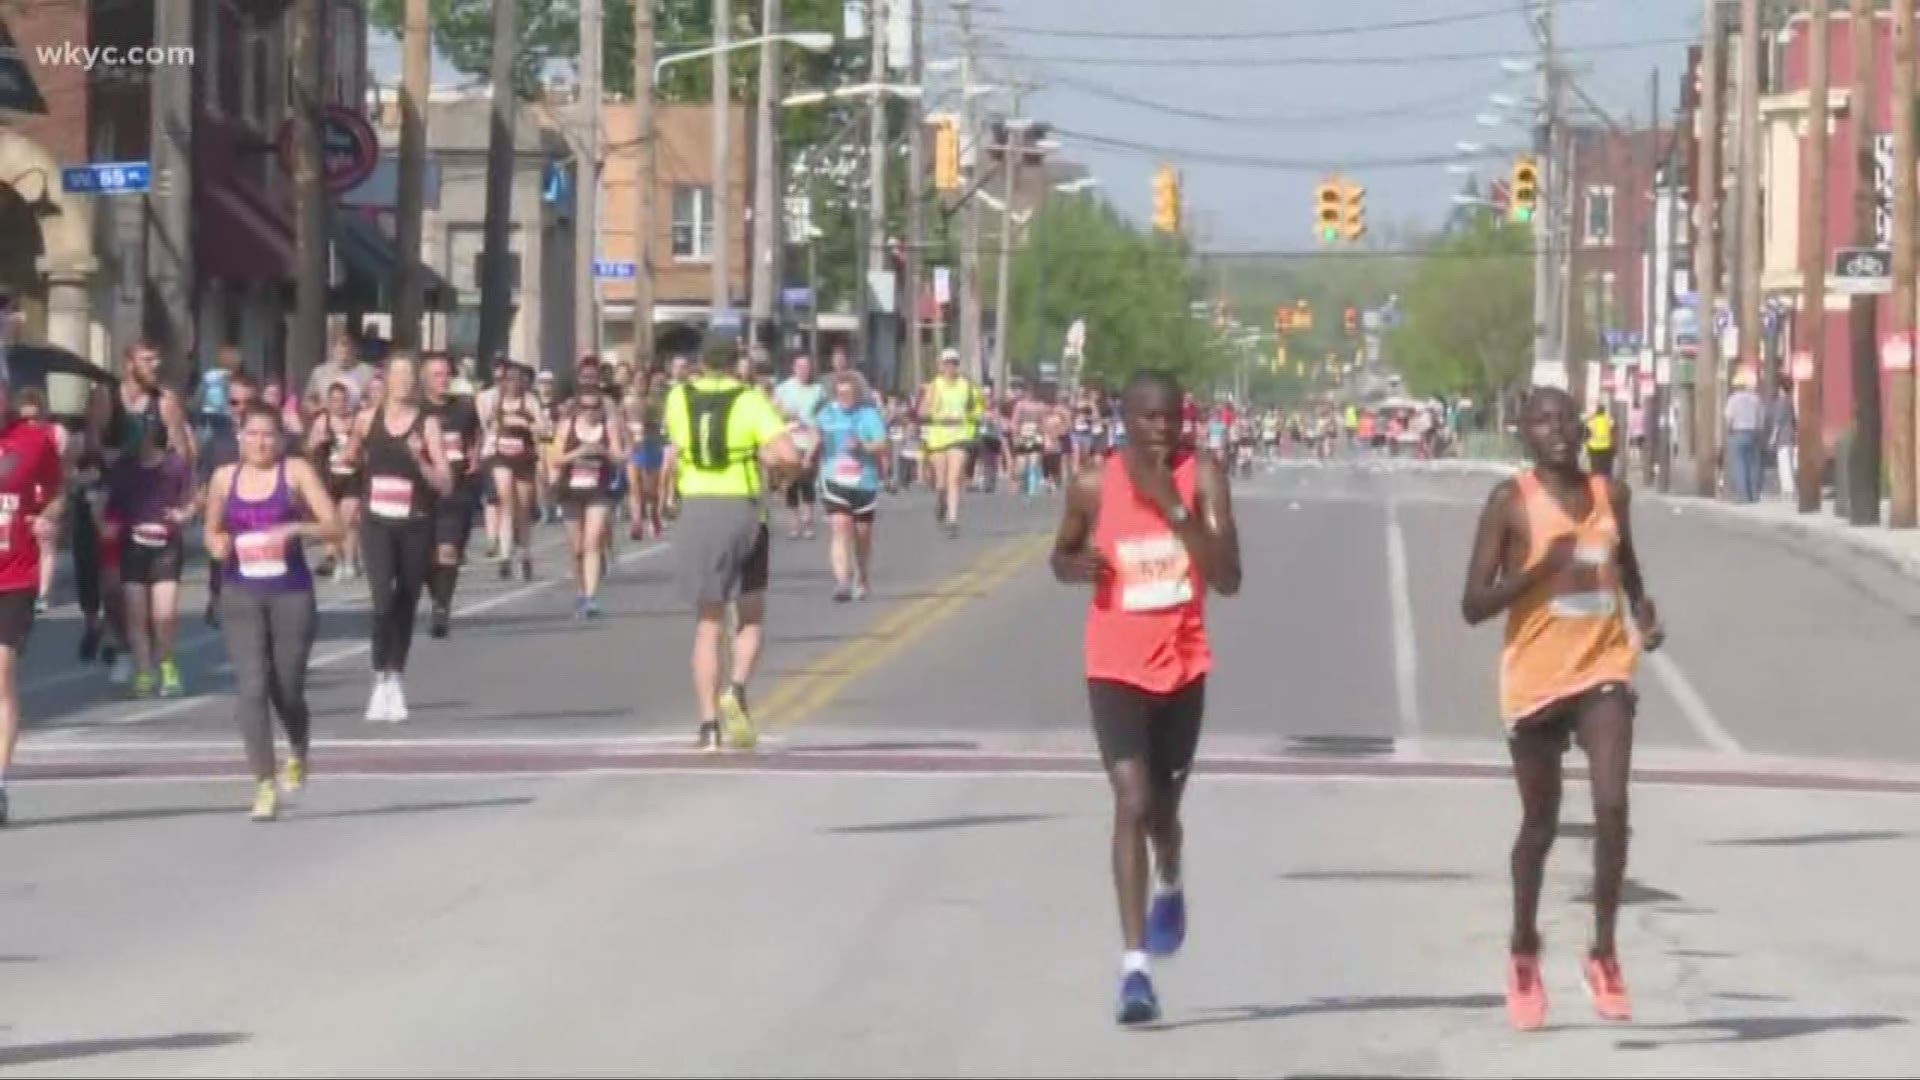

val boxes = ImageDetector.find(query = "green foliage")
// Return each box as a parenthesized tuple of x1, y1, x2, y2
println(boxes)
(1214, 245, 1418, 399)
(1004, 197, 1216, 392)
(1387, 216, 1533, 404)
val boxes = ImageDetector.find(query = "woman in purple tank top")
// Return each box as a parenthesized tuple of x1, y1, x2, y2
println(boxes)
(203, 403, 343, 821)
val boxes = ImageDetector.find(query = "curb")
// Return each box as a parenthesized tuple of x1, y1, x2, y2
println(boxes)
(1647, 495, 1920, 583)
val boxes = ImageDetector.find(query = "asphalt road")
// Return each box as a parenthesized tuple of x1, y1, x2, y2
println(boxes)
(6, 464, 1920, 1076)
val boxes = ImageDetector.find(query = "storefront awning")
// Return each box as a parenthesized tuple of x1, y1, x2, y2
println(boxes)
(330, 212, 455, 313)
(0, 23, 47, 115)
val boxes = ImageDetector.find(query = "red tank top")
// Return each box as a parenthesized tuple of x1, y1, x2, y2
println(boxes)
(1084, 453, 1211, 693)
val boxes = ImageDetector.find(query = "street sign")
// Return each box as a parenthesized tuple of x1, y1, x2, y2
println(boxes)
(279, 106, 380, 195)
(593, 260, 636, 280)
(1833, 247, 1893, 295)
(780, 286, 813, 308)
(60, 161, 150, 194)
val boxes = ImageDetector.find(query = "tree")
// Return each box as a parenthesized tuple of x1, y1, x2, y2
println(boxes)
(1004, 196, 1215, 391)
(1387, 215, 1533, 425)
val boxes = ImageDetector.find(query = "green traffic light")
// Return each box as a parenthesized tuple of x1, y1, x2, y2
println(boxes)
(1512, 207, 1534, 223)
(1321, 226, 1339, 241)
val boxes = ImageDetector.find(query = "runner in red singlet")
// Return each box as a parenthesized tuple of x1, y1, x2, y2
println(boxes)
(1051, 370, 1242, 1026)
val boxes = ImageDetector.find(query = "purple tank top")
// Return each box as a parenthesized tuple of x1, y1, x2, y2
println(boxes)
(223, 463, 313, 592)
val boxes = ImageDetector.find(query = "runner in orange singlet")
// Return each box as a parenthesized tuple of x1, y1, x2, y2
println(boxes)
(1461, 386, 1664, 1032)
(1052, 370, 1241, 1026)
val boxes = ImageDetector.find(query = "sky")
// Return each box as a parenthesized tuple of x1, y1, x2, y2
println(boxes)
(369, 0, 1698, 250)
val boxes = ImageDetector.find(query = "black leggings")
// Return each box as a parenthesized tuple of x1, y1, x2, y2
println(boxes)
(220, 587, 317, 780)
(363, 517, 433, 673)
(70, 501, 102, 617)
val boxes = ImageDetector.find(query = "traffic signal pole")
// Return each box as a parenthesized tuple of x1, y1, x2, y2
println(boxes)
(1531, 0, 1558, 389)
(1800, 0, 1830, 513)
(1693, 0, 1723, 498)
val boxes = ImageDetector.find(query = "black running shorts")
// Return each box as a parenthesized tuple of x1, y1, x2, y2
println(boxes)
(1088, 676, 1206, 787)
(0, 590, 34, 653)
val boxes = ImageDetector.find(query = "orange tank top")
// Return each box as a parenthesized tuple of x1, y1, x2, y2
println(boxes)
(1085, 453, 1211, 694)
(1499, 470, 1639, 726)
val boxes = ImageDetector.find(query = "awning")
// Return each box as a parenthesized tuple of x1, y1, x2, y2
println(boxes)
(0, 22, 47, 114)
(330, 212, 455, 313)
(197, 181, 294, 282)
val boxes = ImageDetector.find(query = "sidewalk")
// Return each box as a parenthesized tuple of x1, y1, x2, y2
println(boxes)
(1660, 493, 1920, 581)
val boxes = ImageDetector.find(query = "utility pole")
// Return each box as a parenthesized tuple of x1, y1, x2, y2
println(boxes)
(394, 0, 430, 352)
(904, 0, 928, 390)
(145, 0, 194, 376)
(1737, 0, 1763, 392)
(631, 0, 657, 370)
(477, 0, 520, 364)
(992, 105, 1028, 399)
(1801, 0, 1831, 513)
(288, 0, 328, 388)
(1892, 0, 1917, 527)
(1849, 0, 1882, 525)
(574, 0, 604, 362)
(1644, 67, 1661, 487)
(1694, 0, 1724, 498)
(712, 0, 734, 326)
(956, 0, 983, 381)
(1531, 0, 1558, 387)
(749, 0, 783, 356)
(864, 0, 891, 382)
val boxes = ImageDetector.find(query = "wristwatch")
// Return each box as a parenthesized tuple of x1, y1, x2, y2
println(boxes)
(1163, 502, 1192, 526)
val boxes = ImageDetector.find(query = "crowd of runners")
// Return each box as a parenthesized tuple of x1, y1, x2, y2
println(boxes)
(0, 330, 1659, 1036)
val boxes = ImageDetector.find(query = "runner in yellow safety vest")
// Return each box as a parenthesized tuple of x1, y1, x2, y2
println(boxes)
(917, 348, 984, 538)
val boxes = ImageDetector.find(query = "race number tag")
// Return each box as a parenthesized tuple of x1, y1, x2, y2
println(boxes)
(329, 449, 355, 476)
(442, 430, 466, 464)
(235, 531, 288, 580)
(1115, 534, 1195, 613)
(132, 522, 171, 548)
(498, 435, 526, 457)
(1549, 543, 1618, 617)
(569, 460, 601, 490)
(889, 425, 905, 443)
(1019, 421, 1040, 441)
(368, 476, 414, 520)
(833, 455, 865, 485)
(790, 424, 819, 454)
(0, 493, 15, 555)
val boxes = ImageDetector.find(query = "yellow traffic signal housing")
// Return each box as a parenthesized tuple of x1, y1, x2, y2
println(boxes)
(1274, 342, 1288, 371)
(1275, 304, 1293, 332)
(933, 118, 960, 192)
(1341, 182, 1366, 241)
(1153, 164, 1182, 234)
(1315, 181, 1343, 242)
(1512, 155, 1539, 222)
(1293, 298, 1314, 331)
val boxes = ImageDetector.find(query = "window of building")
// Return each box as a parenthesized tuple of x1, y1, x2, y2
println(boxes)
(672, 185, 714, 262)
(451, 224, 522, 294)
(1584, 185, 1615, 247)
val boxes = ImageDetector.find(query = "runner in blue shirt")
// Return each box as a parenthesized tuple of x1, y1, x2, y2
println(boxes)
(816, 370, 889, 602)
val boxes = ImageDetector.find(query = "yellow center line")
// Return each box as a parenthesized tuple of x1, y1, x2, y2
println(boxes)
(768, 531, 1055, 730)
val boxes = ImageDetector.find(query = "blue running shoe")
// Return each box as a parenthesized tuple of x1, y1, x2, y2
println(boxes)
(1145, 888, 1187, 957)
(1116, 971, 1161, 1026)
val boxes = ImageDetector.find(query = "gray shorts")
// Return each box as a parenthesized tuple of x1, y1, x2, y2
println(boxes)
(674, 497, 771, 607)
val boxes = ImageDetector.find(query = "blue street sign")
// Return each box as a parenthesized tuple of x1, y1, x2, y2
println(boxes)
(542, 161, 570, 205)
(780, 286, 813, 308)
(61, 161, 150, 194)
(593, 260, 636, 280)
(710, 309, 743, 330)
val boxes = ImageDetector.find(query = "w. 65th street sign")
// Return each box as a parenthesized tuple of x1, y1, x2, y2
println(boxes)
(1833, 247, 1893, 295)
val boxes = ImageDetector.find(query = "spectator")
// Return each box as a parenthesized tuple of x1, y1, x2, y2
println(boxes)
(1724, 376, 1766, 503)
(305, 333, 375, 410)
(1768, 377, 1799, 502)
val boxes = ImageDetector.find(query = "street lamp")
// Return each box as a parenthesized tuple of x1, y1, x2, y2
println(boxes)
(653, 31, 835, 86)
(1053, 177, 1100, 195)
(782, 82, 925, 108)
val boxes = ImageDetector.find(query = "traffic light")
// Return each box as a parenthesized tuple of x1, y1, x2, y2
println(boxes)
(1153, 164, 1182, 234)
(1341, 181, 1366, 241)
(1512, 155, 1539, 223)
(1315, 180, 1343, 243)
(1293, 298, 1314, 331)
(1344, 306, 1359, 335)
(1274, 342, 1288, 371)
(1275, 304, 1293, 332)
(933, 117, 960, 193)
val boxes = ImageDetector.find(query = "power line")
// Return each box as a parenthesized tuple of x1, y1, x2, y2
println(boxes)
(1044, 72, 1513, 129)
(1049, 124, 1523, 173)
(980, 36, 1692, 69)
(921, 2, 1548, 42)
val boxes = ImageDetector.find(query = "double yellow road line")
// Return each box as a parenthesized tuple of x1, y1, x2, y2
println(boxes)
(760, 530, 1056, 730)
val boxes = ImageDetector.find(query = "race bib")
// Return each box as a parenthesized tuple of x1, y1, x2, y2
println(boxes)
(889, 426, 905, 442)
(368, 476, 414, 520)
(1549, 544, 1619, 618)
(790, 425, 819, 454)
(832, 455, 865, 485)
(569, 460, 602, 491)
(1019, 421, 1040, 440)
(498, 435, 526, 457)
(329, 449, 355, 476)
(0, 493, 15, 555)
(132, 522, 171, 549)
(442, 431, 466, 464)
(235, 531, 288, 580)
(1115, 534, 1195, 613)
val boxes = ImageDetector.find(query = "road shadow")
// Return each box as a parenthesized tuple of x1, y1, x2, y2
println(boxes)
(1574, 877, 1683, 906)
(1284, 735, 1397, 758)
(1281, 869, 1475, 884)
(7, 805, 235, 831)
(290, 796, 534, 822)
(797, 740, 982, 754)
(0, 1032, 247, 1068)
(769, 632, 894, 646)
(1154, 993, 1503, 1032)
(826, 812, 1059, 835)
(459, 707, 634, 724)
(1614, 1013, 1907, 1049)
(0, 954, 40, 964)
(1713, 992, 1792, 1003)
(1712, 830, 1912, 848)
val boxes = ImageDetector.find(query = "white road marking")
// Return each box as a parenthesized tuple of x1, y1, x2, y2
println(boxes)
(16, 733, 716, 755)
(1384, 496, 1424, 755)
(28, 540, 671, 732)
(1646, 648, 1744, 755)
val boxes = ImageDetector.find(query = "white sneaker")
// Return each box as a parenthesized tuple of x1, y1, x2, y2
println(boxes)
(364, 674, 392, 722)
(108, 653, 134, 686)
(386, 676, 410, 722)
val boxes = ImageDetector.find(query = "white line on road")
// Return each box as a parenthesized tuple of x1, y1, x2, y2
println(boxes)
(1384, 496, 1424, 756)
(28, 540, 672, 734)
(1646, 648, 1744, 755)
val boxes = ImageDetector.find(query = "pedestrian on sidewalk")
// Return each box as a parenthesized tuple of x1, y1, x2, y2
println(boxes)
(1723, 377, 1765, 503)
(1768, 378, 1798, 502)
